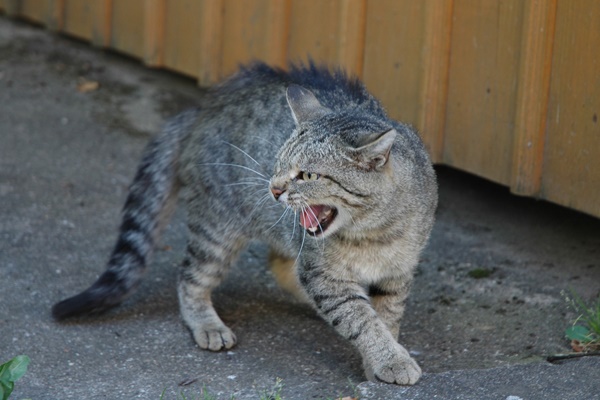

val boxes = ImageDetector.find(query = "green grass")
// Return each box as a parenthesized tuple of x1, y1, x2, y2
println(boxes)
(160, 384, 228, 400)
(467, 267, 494, 279)
(563, 289, 600, 351)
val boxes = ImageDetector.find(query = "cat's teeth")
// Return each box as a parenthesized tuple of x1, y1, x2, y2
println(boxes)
(308, 226, 318, 233)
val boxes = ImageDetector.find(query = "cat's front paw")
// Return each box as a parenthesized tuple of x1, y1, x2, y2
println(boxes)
(192, 322, 237, 351)
(364, 346, 422, 385)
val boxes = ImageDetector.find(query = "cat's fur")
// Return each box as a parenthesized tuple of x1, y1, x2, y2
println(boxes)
(52, 63, 437, 385)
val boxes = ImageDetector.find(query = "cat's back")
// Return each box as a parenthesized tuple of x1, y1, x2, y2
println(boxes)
(179, 62, 385, 180)
(209, 62, 381, 114)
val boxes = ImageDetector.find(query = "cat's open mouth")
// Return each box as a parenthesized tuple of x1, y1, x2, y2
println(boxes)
(299, 205, 338, 236)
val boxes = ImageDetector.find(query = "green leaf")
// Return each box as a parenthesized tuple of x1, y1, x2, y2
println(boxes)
(6, 355, 29, 382)
(0, 355, 30, 400)
(565, 325, 591, 342)
(1, 381, 14, 400)
(0, 356, 28, 383)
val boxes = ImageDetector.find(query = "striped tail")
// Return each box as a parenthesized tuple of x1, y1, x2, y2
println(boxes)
(52, 110, 198, 320)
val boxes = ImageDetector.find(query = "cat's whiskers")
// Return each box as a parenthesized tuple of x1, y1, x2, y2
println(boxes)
(221, 141, 263, 169)
(199, 162, 267, 179)
(224, 181, 267, 188)
(302, 200, 326, 253)
(246, 135, 278, 150)
(288, 209, 297, 244)
(244, 184, 269, 197)
(345, 210, 358, 228)
(237, 191, 275, 235)
(224, 175, 269, 189)
(241, 189, 271, 209)
(294, 216, 307, 267)
(266, 205, 291, 232)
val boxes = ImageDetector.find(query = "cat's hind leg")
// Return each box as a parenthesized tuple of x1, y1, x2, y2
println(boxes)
(178, 222, 246, 351)
(268, 250, 310, 303)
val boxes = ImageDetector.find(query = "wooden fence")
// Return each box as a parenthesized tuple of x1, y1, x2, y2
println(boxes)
(1, 0, 599, 218)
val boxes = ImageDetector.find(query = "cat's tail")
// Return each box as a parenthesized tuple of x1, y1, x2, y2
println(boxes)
(52, 110, 199, 320)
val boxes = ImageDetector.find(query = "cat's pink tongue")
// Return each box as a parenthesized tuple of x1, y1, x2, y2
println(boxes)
(300, 205, 325, 229)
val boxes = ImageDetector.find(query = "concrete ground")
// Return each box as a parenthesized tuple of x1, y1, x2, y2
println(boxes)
(1, 18, 599, 400)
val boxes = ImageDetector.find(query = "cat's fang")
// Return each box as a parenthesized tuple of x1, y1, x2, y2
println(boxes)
(300, 205, 337, 236)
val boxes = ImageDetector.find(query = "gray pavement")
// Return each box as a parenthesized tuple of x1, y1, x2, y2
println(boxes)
(1, 18, 599, 400)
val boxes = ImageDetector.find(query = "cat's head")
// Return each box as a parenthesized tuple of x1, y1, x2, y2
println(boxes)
(269, 84, 398, 239)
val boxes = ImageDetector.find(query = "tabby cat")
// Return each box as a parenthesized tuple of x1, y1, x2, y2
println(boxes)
(52, 63, 437, 385)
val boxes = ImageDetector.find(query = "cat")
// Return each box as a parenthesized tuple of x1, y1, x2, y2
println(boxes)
(52, 62, 438, 385)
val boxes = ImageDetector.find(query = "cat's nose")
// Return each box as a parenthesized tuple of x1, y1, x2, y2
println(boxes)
(270, 186, 285, 200)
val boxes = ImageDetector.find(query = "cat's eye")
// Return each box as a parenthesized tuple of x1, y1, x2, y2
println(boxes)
(300, 171, 320, 182)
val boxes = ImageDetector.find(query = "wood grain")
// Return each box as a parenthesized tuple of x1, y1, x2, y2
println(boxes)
(220, 0, 289, 78)
(510, 0, 557, 196)
(287, 0, 364, 75)
(143, 0, 165, 66)
(197, 0, 224, 85)
(4, 0, 600, 218)
(62, 0, 93, 39)
(542, 0, 600, 217)
(418, 0, 454, 163)
(362, 0, 428, 127)
(443, 0, 525, 185)
(111, 0, 144, 57)
(18, 0, 48, 23)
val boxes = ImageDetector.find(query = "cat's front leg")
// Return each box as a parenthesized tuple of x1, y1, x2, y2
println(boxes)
(369, 278, 413, 341)
(298, 260, 421, 385)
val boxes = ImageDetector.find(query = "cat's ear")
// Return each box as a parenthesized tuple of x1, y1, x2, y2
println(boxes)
(352, 129, 397, 171)
(286, 84, 331, 125)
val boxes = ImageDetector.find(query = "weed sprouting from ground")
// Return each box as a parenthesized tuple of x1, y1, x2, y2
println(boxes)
(159, 377, 360, 400)
(160, 384, 225, 400)
(258, 377, 284, 400)
(562, 289, 600, 352)
(0, 355, 30, 400)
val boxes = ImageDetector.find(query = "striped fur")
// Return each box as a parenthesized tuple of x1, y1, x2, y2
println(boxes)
(51, 110, 198, 318)
(52, 62, 437, 385)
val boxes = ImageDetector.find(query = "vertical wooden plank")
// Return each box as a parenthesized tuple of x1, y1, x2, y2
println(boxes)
(362, 0, 428, 127)
(264, 0, 291, 70)
(287, 0, 365, 76)
(542, 0, 600, 217)
(4, 0, 21, 16)
(14, 0, 64, 31)
(510, 0, 557, 196)
(143, 0, 166, 67)
(443, 0, 525, 185)
(63, 0, 93, 40)
(19, 0, 48, 23)
(111, 0, 144, 58)
(163, 0, 223, 81)
(197, 0, 224, 85)
(164, 0, 202, 78)
(336, 0, 367, 77)
(418, 0, 454, 162)
(46, 0, 65, 32)
(62, 0, 110, 44)
(90, 0, 112, 47)
(288, 0, 338, 64)
(220, 0, 289, 78)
